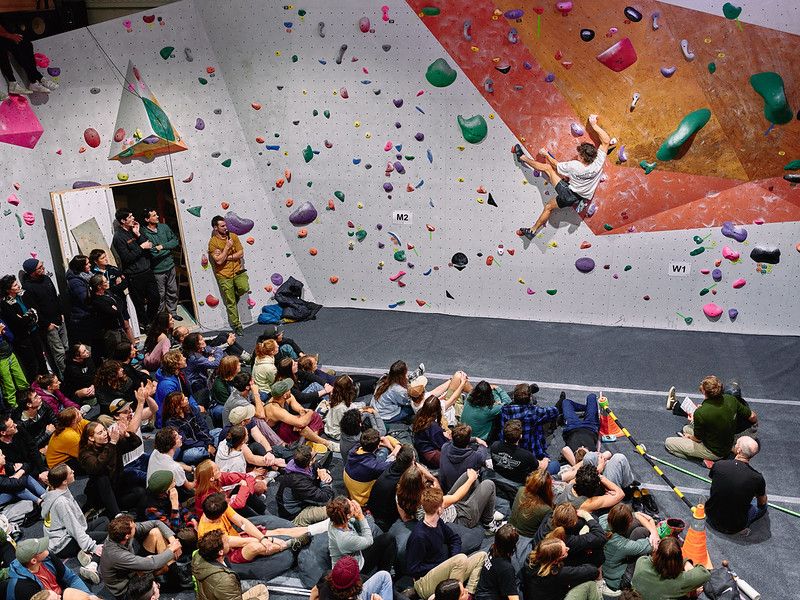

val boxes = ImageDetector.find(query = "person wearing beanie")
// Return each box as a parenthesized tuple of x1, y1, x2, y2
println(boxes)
(145, 470, 196, 531)
(20, 259, 68, 380)
(0, 274, 48, 382)
(310, 555, 394, 600)
(2, 536, 97, 600)
(263, 378, 337, 451)
(192, 529, 269, 600)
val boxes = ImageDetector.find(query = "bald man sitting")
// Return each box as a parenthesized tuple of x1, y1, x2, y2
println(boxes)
(705, 436, 767, 535)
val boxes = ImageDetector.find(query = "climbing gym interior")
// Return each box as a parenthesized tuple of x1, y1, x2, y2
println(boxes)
(0, 0, 798, 596)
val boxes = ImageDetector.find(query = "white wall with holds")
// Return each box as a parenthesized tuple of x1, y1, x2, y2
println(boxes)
(1, 0, 798, 336)
(0, 0, 305, 330)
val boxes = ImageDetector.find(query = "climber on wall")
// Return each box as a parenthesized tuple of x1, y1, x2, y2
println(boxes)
(0, 20, 59, 98)
(515, 114, 611, 239)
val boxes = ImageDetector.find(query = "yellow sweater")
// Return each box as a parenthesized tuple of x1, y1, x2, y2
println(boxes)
(46, 419, 88, 468)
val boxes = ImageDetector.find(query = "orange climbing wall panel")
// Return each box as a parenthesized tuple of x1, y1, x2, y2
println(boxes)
(407, 0, 800, 235)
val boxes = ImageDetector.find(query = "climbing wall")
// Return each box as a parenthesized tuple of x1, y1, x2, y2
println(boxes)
(0, 1, 305, 330)
(196, 0, 799, 335)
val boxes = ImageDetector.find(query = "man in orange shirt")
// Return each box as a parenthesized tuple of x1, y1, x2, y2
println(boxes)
(208, 216, 250, 335)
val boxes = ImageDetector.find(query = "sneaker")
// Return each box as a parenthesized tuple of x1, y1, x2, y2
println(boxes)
(640, 488, 659, 516)
(485, 519, 507, 535)
(492, 511, 505, 521)
(512, 143, 525, 160)
(666, 386, 677, 410)
(80, 404, 92, 416)
(80, 563, 101, 585)
(8, 81, 31, 95)
(326, 440, 341, 453)
(235, 326, 244, 335)
(290, 532, 312, 551)
(240, 351, 252, 363)
(596, 579, 622, 598)
(40, 78, 59, 90)
(408, 363, 424, 380)
(77, 549, 93, 566)
(517, 227, 535, 240)
(28, 81, 51, 93)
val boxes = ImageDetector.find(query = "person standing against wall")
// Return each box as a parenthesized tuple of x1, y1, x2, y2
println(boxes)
(112, 209, 160, 330)
(20, 259, 68, 379)
(141, 209, 182, 322)
(208, 216, 249, 335)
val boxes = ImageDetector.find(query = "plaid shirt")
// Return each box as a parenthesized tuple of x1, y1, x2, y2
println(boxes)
(500, 404, 559, 458)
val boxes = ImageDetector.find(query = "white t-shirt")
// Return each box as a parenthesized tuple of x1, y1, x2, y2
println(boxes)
(122, 426, 144, 466)
(557, 151, 606, 199)
(146, 449, 187, 487)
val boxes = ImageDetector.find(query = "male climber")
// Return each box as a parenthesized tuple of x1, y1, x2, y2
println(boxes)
(515, 114, 611, 239)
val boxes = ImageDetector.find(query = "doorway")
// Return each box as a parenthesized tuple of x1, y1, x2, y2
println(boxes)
(109, 176, 197, 324)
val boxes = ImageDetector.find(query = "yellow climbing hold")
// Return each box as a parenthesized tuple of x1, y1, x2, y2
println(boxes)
(333, 89, 338, 95)
(457, 177, 464, 182)
(717, 52, 725, 58)
(548, 241, 558, 248)
(302, 90, 307, 95)
(457, 146, 465, 151)
(518, 278, 525, 284)
(471, 46, 479, 52)
(357, 202, 363, 208)
(778, 150, 785, 156)
(477, 198, 484, 204)
(275, 51, 281, 56)
(365, 132, 372, 139)
(704, 37, 712, 43)
(488, 114, 495, 119)
(354, 121, 361, 127)
(117, 173, 129, 182)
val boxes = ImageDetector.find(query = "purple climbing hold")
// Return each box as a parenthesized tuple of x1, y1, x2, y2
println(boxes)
(415, 132, 424, 141)
(376, 223, 383, 230)
(660, 66, 677, 77)
(523, 61, 532, 70)
(47, 67, 60, 77)
(544, 73, 556, 83)
(570, 123, 585, 137)
(575, 257, 596, 273)
(393, 161, 405, 175)
(383, 182, 393, 192)
(225, 211, 255, 235)
(142, 135, 159, 144)
(587, 203, 598, 217)
(393, 98, 403, 108)
(712, 268, 722, 282)
(72, 181, 100, 189)
(618, 145, 628, 162)
(504, 8, 524, 19)
(288, 201, 318, 226)
(721, 221, 747, 242)
(270, 273, 284, 286)
(195, 118, 205, 130)
(728, 308, 738, 321)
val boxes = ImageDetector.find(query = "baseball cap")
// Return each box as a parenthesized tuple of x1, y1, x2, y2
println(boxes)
(229, 404, 255, 425)
(109, 398, 132, 415)
(16, 537, 49, 564)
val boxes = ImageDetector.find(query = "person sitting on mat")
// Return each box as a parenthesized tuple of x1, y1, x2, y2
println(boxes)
(631, 536, 710, 600)
(515, 114, 611, 239)
(561, 448, 637, 492)
(554, 463, 624, 513)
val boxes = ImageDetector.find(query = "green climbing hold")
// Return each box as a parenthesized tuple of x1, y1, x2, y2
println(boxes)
(221, 159, 232, 167)
(750, 72, 793, 124)
(119, 147, 135, 158)
(298, 9, 306, 16)
(303, 145, 314, 163)
(784, 160, 800, 170)
(323, 110, 330, 119)
(271, 225, 278, 230)
(457, 114, 488, 144)
(425, 58, 457, 87)
(14, 213, 21, 227)
(546, 289, 557, 295)
(355, 229, 367, 241)
(394, 250, 406, 261)
(334, 191, 345, 202)
(624, 265, 632, 271)
(292, 55, 298, 63)
(312, 109, 318, 116)
(143, 98, 176, 141)
(656, 108, 711, 161)
(689, 247, 705, 256)
(18, 229, 24, 240)
(307, 182, 313, 187)
(159, 46, 174, 60)
(347, 231, 354, 237)
(722, 2, 742, 19)
(639, 160, 657, 174)
(421, 7, 441, 16)
(404, 155, 415, 160)
(603, 224, 613, 231)
(198, 77, 208, 85)
(187, 206, 202, 217)
(708, 62, 716, 74)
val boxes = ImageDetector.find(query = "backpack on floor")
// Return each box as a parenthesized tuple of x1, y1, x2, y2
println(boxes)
(703, 566, 741, 600)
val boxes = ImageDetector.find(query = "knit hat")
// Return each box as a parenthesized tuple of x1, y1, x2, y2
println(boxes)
(262, 324, 283, 339)
(16, 537, 49, 564)
(330, 556, 360, 590)
(22, 259, 40, 274)
(270, 378, 292, 397)
(229, 404, 255, 425)
(148, 470, 174, 494)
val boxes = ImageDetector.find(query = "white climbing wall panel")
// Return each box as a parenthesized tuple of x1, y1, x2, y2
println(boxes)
(660, 0, 800, 36)
(0, 0, 306, 331)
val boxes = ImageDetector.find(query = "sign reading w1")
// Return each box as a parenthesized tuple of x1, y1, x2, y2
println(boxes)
(392, 211, 413, 225)
(669, 262, 691, 276)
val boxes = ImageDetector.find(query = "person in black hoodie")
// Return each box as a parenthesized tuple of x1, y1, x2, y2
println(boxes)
(533, 503, 606, 569)
(367, 444, 415, 532)
(276, 445, 335, 525)
(87, 274, 125, 364)
(111, 209, 160, 329)
(522, 530, 601, 600)
(64, 255, 93, 346)
(0, 275, 47, 381)
(0, 411, 47, 483)
(12, 388, 56, 450)
(20, 259, 68, 379)
(62, 344, 96, 405)
(439, 424, 490, 491)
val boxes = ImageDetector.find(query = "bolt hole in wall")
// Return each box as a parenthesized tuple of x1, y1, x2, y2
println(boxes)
(110, 176, 198, 324)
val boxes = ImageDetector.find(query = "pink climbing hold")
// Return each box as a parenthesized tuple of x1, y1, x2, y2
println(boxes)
(596, 38, 638, 72)
(384, 141, 393, 151)
(340, 87, 349, 99)
(753, 218, 765, 225)
(556, 1, 573, 16)
(526, 288, 535, 295)
(0, 96, 44, 149)
(700, 268, 711, 275)
(722, 246, 740, 261)
(732, 278, 746, 289)
(389, 270, 406, 282)
(83, 128, 101, 148)
(205, 294, 220, 307)
(703, 302, 723, 318)
(382, 5, 390, 21)
(247, 298, 256, 308)
(7, 194, 20, 206)
(358, 17, 370, 33)
(22, 211, 34, 225)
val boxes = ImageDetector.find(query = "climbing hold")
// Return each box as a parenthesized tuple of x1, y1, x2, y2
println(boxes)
(394, 250, 406, 262)
(570, 123, 584, 137)
(728, 308, 738, 321)
(245, 237, 254, 246)
(680, 39, 695, 61)
(596, 38, 637, 72)
(624, 6, 642, 21)
(495, 62, 511, 75)
(708, 62, 716, 74)
(329, 276, 339, 284)
(485, 256, 494, 266)
(660, 66, 676, 77)
(117, 173, 129, 182)
(504, 8, 523, 19)
(339, 87, 349, 99)
(722, 3, 742, 19)
(722, 246, 740, 261)
(457, 115, 488, 144)
(198, 78, 207, 85)
(187, 206, 202, 217)
(225, 212, 254, 235)
(271, 273, 284, 287)
(575, 257, 595, 273)
(580, 29, 595, 42)
(83, 128, 100, 148)
(22, 211, 34, 226)
(302, 145, 314, 163)
(487, 193, 497, 207)
(656, 108, 711, 161)
(221, 159, 232, 168)
(358, 16, 370, 32)
(421, 7, 440, 16)
(651, 11, 660, 29)
(546, 289, 557, 295)
(205, 294, 220, 307)
(289, 202, 318, 226)
(556, 2, 572, 16)
(629, 92, 640, 112)
(732, 278, 746, 289)
(712, 269, 722, 282)
(335, 44, 347, 65)
(451, 252, 468, 270)
(784, 160, 800, 170)
(639, 160, 657, 174)
(182, 173, 194, 183)
(703, 303, 723, 318)
(624, 265, 632, 272)
(6, 194, 19, 206)
(296, 228, 308, 239)
(507, 28, 518, 44)
(159, 46, 174, 60)
(318, 22, 325, 37)
(425, 57, 457, 86)
(721, 221, 747, 242)
(617, 146, 628, 162)
(749, 245, 780, 264)
(195, 118, 205, 130)
(750, 72, 793, 125)
(251, 102, 262, 110)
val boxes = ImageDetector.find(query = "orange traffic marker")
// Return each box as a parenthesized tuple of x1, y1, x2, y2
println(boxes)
(682, 504, 712, 569)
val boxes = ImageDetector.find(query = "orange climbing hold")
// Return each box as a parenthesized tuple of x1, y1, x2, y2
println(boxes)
(416, 299, 426, 306)
(285, 199, 294, 207)
(246, 236, 254, 245)
(256, 136, 265, 144)
(406, 183, 415, 192)
(486, 256, 494, 266)
(327, 199, 335, 210)
(477, 186, 487, 194)
(298, 228, 308, 238)
(285, 169, 292, 182)
(580, 241, 592, 249)
(206, 66, 216, 74)
(309, 247, 318, 255)
(221, 202, 230, 209)
(276, 179, 285, 188)
(251, 102, 262, 110)
(329, 276, 339, 284)
(264, 285, 273, 293)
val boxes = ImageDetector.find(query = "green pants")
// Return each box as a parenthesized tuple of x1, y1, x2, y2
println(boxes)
(565, 581, 601, 600)
(292, 506, 329, 526)
(215, 272, 250, 329)
(0, 353, 27, 408)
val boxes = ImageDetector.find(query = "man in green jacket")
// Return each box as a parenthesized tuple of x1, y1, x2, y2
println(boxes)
(193, 530, 269, 600)
(141, 209, 182, 321)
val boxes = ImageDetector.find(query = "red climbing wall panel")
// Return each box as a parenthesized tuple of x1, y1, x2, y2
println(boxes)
(406, 0, 800, 234)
